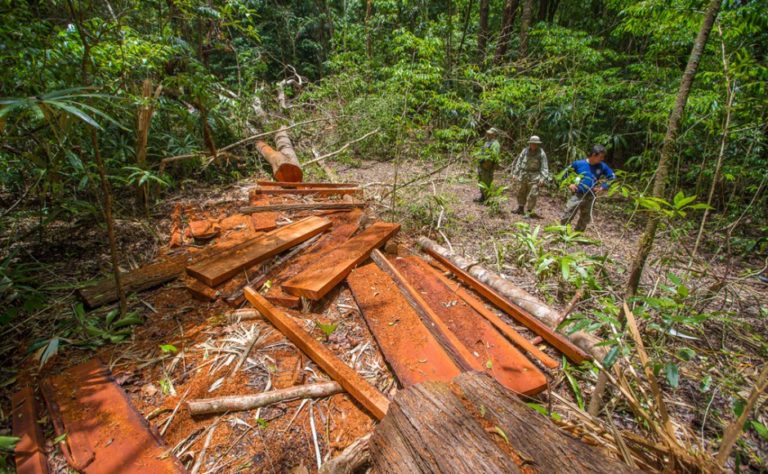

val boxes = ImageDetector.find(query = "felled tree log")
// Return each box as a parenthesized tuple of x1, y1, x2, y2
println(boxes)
(187, 381, 343, 415)
(370, 372, 639, 473)
(418, 237, 604, 359)
(275, 126, 300, 163)
(255, 140, 302, 182)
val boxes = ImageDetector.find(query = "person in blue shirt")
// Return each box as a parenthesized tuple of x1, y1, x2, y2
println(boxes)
(560, 145, 615, 232)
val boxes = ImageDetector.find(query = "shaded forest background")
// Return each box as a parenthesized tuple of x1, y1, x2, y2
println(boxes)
(1, 0, 767, 470)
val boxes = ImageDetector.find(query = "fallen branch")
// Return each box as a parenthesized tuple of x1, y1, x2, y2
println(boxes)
(319, 434, 371, 474)
(240, 202, 365, 213)
(186, 381, 343, 415)
(304, 129, 380, 166)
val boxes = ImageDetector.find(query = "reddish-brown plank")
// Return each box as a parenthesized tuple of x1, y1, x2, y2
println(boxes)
(187, 216, 332, 286)
(248, 193, 278, 232)
(244, 288, 390, 419)
(252, 187, 361, 197)
(11, 387, 50, 474)
(427, 265, 560, 369)
(40, 360, 185, 473)
(185, 276, 219, 301)
(266, 209, 363, 308)
(392, 256, 547, 395)
(423, 247, 591, 364)
(347, 263, 462, 386)
(281, 222, 400, 300)
(257, 181, 358, 188)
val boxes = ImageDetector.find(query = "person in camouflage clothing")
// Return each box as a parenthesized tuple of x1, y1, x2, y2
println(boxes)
(475, 128, 502, 202)
(511, 135, 549, 216)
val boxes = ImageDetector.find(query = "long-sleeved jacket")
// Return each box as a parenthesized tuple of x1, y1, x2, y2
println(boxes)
(565, 159, 616, 194)
(511, 147, 549, 180)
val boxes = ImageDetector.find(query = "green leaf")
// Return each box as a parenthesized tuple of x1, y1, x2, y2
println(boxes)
(53, 433, 68, 445)
(160, 344, 178, 354)
(677, 347, 695, 361)
(733, 398, 746, 417)
(45, 100, 102, 129)
(699, 375, 712, 392)
(486, 359, 493, 369)
(603, 346, 620, 369)
(491, 426, 509, 444)
(39, 337, 60, 369)
(0, 436, 20, 452)
(751, 420, 768, 441)
(664, 363, 679, 388)
(317, 322, 339, 339)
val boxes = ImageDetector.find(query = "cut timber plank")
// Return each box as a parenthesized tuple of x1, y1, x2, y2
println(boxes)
(11, 387, 50, 474)
(424, 247, 591, 364)
(392, 256, 547, 395)
(257, 181, 358, 188)
(267, 210, 363, 308)
(370, 372, 640, 474)
(347, 263, 462, 386)
(244, 288, 389, 420)
(282, 222, 400, 300)
(187, 216, 332, 286)
(248, 194, 278, 232)
(40, 360, 185, 473)
(428, 263, 559, 369)
(78, 253, 189, 308)
(253, 187, 361, 197)
(241, 202, 365, 214)
(370, 379, 523, 473)
(369, 250, 483, 374)
(185, 276, 219, 301)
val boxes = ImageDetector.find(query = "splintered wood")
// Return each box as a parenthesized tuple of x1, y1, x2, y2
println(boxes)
(40, 360, 185, 473)
(347, 263, 462, 386)
(244, 288, 390, 420)
(282, 222, 400, 300)
(370, 372, 640, 473)
(187, 216, 332, 286)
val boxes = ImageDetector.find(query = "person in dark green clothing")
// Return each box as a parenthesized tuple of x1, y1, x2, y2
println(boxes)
(475, 128, 501, 202)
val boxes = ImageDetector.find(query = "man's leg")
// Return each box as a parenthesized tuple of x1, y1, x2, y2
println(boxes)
(574, 194, 595, 231)
(516, 181, 530, 213)
(477, 163, 493, 201)
(560, 194, 582, 225)
(526, 181, 540, 214)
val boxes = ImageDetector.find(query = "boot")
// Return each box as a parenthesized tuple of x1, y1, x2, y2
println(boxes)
(514, 206, 525, 214)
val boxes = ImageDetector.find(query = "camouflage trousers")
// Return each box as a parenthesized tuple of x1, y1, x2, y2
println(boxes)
(560, 192, 596, 231)
(477, 160, 497, 200)
(516, 175, 541, 212)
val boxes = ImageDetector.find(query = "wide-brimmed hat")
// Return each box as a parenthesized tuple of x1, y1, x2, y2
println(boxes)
(528, 135, 542, 144)
(486, 128, 500, 136)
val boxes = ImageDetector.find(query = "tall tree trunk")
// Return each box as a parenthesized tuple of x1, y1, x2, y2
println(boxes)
(365, 0, 373, 58)
(689, 23, 733, 265)
(625, 0, 721, 298)
(457, 0, 475, 60)
(445, 0, 454, 76)
(493, 0, 520, 65)
(477, 0, 490, 63)
(519, 0, 533, 58)
(547, 0, 559, 22)
(537, 0, 549, 22)
(135, 79, 160, 214)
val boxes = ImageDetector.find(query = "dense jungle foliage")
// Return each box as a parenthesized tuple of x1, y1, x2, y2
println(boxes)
(1, 0, 767, 470)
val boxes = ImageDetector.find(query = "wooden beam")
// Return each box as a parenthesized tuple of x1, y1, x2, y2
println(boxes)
(423, 247, 590, 364)
(244, 288, 389, 420)
(241, 202, 365, 213)
(257, 181, 358, 188)
(427, 264, 559, 369)
(187, 216, 331, 287)
(282, 222, 400, 300)
(11, 387, 50, 474)
(369, 250, 484, 373)
(253, 187, 361, 197)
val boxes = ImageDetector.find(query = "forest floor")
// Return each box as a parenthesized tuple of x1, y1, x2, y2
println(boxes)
(1, 156, 766, 472)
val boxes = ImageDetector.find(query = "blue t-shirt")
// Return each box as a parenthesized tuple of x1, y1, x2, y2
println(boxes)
(568, 159, 616, 194)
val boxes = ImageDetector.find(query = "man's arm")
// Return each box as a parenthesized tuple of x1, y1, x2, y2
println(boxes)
(600, 163, 616, 189)
(540, 150, 549, 181)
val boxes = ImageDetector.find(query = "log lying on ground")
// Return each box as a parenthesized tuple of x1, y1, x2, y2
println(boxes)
(418, 237, 603, 359)
(274, 126, 300, 164)
(256, 140, 302, 182)
(256, 181, 358, 188)
(241, 202, 365, 213)
(370, 372, 639, 473)
(252, 187, 361, 197)
(187, 381, 343, 415)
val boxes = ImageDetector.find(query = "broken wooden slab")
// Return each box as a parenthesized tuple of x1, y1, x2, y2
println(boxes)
(40, 360, 185, 473)
(185, 276, 219, 301)
(370, 372, 639, 473)
(282, 222, 400, 300)
(266, 209, 363, 308)
(187, 216, 332, 286)
(244, 287, 390, 420)
(11, 387, 50, 474)
(423, 245, 591, 364)
(369, 249, 483, 374)
(256, 181, 358, 188)
(347, 263, 462, 386)
(392, 256, 547, 395)
(428, 263, 559, 369)
(241, 202, 366, 214)
(248, 193, 278, 232)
